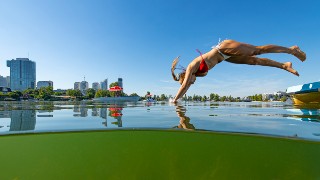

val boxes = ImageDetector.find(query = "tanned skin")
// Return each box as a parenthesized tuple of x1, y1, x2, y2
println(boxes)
(172, 40, 306, 103)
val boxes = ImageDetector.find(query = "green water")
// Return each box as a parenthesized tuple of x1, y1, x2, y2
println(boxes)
(0, 130, 319, 179)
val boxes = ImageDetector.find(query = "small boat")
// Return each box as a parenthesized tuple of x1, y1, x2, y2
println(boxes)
(286, 81, 320, 105)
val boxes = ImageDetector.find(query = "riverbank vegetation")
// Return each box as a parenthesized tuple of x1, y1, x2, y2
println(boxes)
(0, 87, 287, 102)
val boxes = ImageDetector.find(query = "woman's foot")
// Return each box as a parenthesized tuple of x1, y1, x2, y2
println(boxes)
(283, 62, 299, 76)
(290, 46, 306, 62)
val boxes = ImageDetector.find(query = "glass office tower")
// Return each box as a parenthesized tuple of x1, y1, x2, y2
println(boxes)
(100, 79, 108, 90)
(118, 78, 123, 88)
(7, 58, 36, 91)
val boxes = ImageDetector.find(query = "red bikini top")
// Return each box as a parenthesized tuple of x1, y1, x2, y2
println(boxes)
(196, 49, 208, 74)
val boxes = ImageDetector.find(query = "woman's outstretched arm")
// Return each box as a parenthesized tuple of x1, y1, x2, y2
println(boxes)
(173, 68, 194, 102)
(173, 83, 191, 102)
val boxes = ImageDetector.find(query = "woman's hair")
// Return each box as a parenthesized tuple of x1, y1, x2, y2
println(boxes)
(171, 56, 186, 82)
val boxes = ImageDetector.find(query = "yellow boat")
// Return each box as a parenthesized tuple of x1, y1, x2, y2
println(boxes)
(286, 81, 320, 106)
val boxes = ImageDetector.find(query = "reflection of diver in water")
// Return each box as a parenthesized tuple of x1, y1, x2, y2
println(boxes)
(174, 105, 195, 130)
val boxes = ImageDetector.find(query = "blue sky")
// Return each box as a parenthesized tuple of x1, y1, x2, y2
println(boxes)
(1, 0, 320, 97)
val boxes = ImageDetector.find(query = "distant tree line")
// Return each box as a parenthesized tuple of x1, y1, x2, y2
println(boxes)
(0, 82, 140, 101)
(179, 93, 243, 102)
(140, 92, 248, 102)
(247, 94, 263, 101)
(0, 86, 55, 101)
(0, 84, 286, 102)
(140, 92, 287, 102)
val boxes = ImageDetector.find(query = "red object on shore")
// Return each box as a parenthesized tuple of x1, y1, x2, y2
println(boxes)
(109, 107, 123, 111)
(109, 86, 123, 92)
(111, 113, 122, 117)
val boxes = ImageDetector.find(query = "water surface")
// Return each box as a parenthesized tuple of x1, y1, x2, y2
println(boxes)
(0, 101, 320, 141)
(1, 101, 320, 179)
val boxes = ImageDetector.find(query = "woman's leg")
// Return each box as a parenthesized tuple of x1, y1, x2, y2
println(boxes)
(219, 40, 306, 61)
(225, 56, 299, 76)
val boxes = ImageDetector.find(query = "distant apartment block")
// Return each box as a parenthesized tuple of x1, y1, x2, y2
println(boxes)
(6, 76, 10, 88)
(262, 91, 286, 101)
(74, 82, 80, 90)
(37, 81, 53, 89)
(92, 82, 100, 91)
(100, 79, 108, 90)
(0, 75, 10, 88)
(7, 58, 36, 91)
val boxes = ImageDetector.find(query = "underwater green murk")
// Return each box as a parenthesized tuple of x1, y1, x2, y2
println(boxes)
(0, 130, 320, 179)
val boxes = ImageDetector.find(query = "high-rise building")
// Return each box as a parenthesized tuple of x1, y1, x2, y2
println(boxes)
(80, 81, 88, 92)
(100, 79, 108, 90)
(7, 58, 36, 91)
(118, 78, 123, 88)
(74, 82, 80, 90)
(37, 81, 53, 89)
(92, 82, 100, 91)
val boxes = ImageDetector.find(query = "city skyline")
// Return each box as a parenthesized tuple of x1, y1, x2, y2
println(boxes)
(1, 1, 320, 97)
